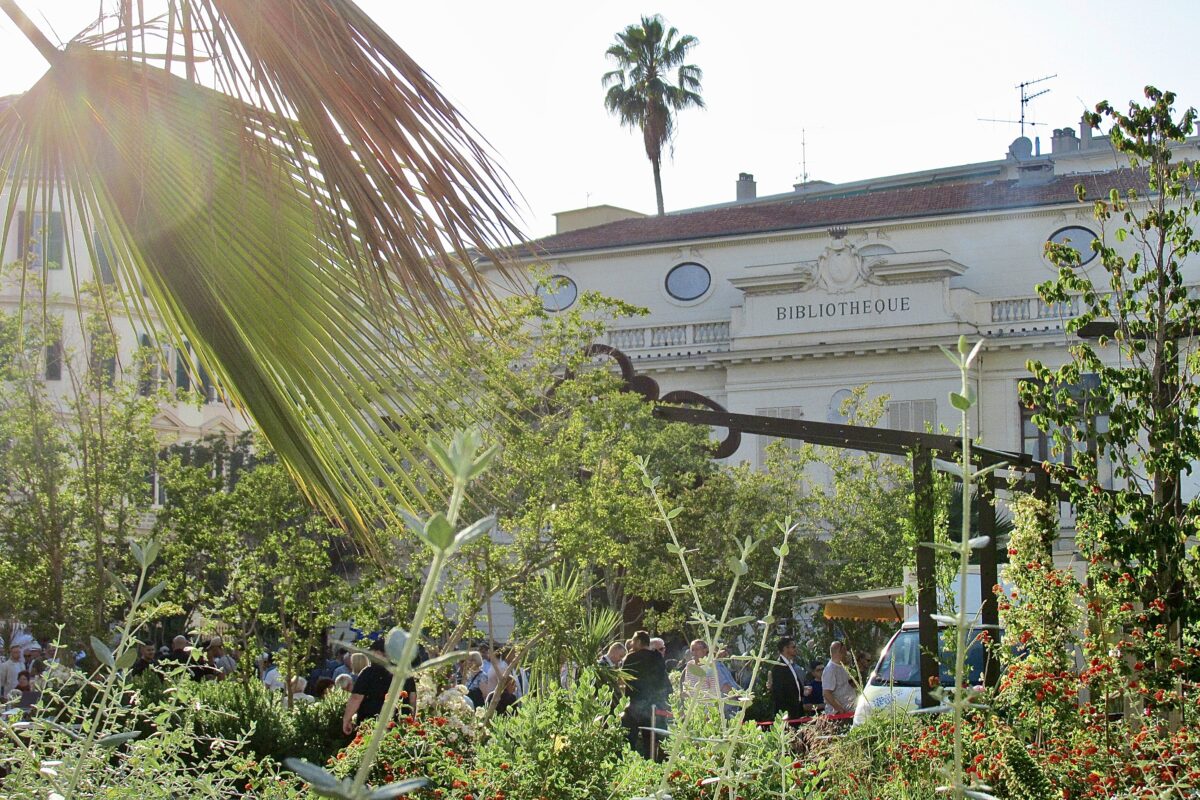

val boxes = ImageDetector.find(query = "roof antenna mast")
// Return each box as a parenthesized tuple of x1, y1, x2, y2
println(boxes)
(1017, 74, 1056, 138)
(800, 127, 809, 185)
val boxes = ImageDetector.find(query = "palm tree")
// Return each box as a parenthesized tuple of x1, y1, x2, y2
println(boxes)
(602, 14, 703, 216)
(0, 1, 523, 547)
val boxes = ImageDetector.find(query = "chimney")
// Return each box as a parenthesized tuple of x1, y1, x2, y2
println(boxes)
(1051, 126, 1079, 154)
(736, 172, 757, 202)
(1079, 114, 1092, 149)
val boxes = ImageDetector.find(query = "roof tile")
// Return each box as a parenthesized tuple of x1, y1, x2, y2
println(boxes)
(519, 168, 1144, 258)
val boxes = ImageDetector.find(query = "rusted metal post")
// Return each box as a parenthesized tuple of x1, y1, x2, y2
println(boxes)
(914, 447, 939, 708)
(978, 473, 1001, 688)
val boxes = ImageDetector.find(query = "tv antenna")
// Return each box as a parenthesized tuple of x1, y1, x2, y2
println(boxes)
(1015, 74, 1055, 138)
(978, 116, 1047, 132)
(800, 128, 809, 185)
(977, 74, 1056, 139)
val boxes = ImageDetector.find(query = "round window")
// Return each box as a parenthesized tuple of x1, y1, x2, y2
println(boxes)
(537, 275, 578, 312)
(1047, 226, 1099, 266)
(665, 262, 711, 301)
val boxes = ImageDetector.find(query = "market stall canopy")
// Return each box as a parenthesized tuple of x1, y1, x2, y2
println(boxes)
(799, 587, 905, 622)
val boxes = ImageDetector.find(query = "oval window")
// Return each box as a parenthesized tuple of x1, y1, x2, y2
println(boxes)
(537, 275, 578, 312)
(665, 262, 711, 301)
(1047, 226, 1099, 266)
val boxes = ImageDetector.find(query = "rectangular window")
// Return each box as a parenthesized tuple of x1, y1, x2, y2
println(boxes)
(198, 362, 218, 404)
(756, 405, 805, 465)
(1019, 375, 1112, 485)
(175, 342, 191, 392)
(44, 341, 62, 381)
(887, 399, 938, 433)
(137, 333, 163, 396)
(18, 211, 64, 270)
(148, 465, 167, 507)
(93, 231, 115, 284)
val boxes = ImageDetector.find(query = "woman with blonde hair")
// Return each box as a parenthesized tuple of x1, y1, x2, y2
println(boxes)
(462, 651, 486, 708)
(350, 652, 369, 675)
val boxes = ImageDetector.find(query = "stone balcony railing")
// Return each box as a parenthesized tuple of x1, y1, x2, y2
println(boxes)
(605, 320, 731, 357)
(982, 293, 1082, 336)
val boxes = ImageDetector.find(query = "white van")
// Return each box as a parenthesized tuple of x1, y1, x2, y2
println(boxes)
(852, 621, 995, 725)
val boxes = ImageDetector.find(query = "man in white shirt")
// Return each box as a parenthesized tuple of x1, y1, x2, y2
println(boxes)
(261, 653, 285, 691)
(822, 641, 857, 716)
(0, 645, 25, 699)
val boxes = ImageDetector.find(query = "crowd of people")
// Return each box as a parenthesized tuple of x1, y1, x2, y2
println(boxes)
(593, 632, 859, 757)
(0, 637, 73, 715)
(3, 624, 859, 758)
(769, 637, 857, 721)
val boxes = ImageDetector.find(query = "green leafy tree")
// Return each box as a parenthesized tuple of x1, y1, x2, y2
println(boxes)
(393, 285, 716, 642)
(0, 305, 159, 641)
(1024, 86, 1200, 702)
(69, 317, 162, 635)
(153, 449, 236, 630)
(656, 446, 818, 640)
(603, 14, 704, 216)
(0, 313, 71, 631)
(205, 459, 354, 687)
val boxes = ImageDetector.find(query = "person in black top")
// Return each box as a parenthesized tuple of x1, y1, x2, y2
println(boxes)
(130, 644, 157, 677)
(342, 638, 392, 735)
(485, 675, 519, 715)
(769, 637, 805, 723)
(620, 630, 671, 758)
(341, 637, 424, 735)
(803, 661, 825, 715)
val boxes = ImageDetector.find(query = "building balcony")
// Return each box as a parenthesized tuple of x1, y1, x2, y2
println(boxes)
(981, 293, 1082, 338)
(604, 320, 731, 359)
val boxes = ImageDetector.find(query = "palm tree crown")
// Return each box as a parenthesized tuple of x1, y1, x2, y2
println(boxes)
(602, 14, 703, 216)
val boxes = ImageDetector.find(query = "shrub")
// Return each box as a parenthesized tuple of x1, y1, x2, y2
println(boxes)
(995, 492, 1084, 743)
(327, 714, 471, 792)
(186, 678, 294, 762)
(179, 679, 349, 766)
(290, 690, 353, 764)
(636, 707, 822, 800)
(467, 671, 635, 800)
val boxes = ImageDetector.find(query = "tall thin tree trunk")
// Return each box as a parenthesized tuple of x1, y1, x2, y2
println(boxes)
(652, 157, 665, 216)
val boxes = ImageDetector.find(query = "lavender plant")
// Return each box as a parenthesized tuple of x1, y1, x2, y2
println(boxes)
(284, 428, 497, 800)
(0, 538, 267, 798)
(929, 335, 1001, 800)
(637, 456, 820, 799)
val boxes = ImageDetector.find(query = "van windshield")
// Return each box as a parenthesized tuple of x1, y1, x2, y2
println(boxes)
(870, 629, 991, 687)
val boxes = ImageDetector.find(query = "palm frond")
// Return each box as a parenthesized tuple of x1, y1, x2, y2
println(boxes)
(0, 1, 526, 551)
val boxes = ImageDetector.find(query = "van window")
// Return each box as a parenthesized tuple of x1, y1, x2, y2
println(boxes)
(870, 629, 992, 688)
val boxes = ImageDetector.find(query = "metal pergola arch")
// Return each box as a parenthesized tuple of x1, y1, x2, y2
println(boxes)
(589, 344, 1063, 708)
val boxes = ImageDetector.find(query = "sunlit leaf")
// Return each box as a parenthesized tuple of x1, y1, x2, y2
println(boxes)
(97, 730, 141, 747)
(90, 636, 115, 668)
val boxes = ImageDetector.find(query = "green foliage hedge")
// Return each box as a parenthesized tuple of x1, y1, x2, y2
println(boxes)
(183, 679, 349, 765)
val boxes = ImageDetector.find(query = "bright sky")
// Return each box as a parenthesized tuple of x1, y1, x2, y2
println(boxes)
(2, 1, 1198, 238)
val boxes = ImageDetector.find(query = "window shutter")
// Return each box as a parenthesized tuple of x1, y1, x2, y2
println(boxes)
(756, 406, 804, 465)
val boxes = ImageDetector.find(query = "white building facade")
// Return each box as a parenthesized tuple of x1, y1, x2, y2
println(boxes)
(0, 200, 251, 451)
(496, 128, 1200, 555)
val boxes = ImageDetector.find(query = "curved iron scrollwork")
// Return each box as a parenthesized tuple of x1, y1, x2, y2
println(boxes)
(583, 344, 741, 459)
